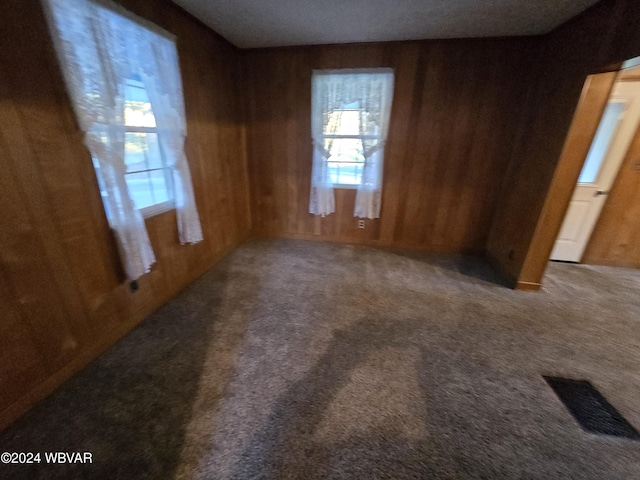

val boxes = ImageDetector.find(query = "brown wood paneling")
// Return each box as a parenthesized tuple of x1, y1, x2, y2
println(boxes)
(582, 121, 640, 267)
(486, 0, 640, 289)
(0, 265, 48, 409)
(0, 0, 250, 429)
(243, 38, 535, 252)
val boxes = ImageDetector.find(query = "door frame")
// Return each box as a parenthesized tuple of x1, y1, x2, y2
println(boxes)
(515, 58, 640, 289)
(550, 80, 640, 262)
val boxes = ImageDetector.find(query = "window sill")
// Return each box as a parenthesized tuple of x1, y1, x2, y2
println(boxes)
(333, 184, 359, 190)
(140, 200, 175, 219)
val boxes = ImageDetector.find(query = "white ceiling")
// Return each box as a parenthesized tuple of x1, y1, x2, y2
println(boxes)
(170, 0, 601, 49)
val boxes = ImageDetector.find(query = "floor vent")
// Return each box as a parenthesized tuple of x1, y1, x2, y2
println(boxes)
(544, 376, 640, 440)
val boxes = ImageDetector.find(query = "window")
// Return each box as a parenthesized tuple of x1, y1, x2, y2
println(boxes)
(92, 78, 175, 218)
(324, 106, 370, 186)
(578, 100, 626, 184)
(310, 69, 394, 218)
(93, 76, 174, 217)
(44, 0, 203, 280)
(123, 77, 174, 217)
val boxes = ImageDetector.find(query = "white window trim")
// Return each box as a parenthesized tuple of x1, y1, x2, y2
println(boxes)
(139, 199, 175, 218)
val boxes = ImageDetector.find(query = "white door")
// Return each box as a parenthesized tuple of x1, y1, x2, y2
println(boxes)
(551, 82, 640, 262)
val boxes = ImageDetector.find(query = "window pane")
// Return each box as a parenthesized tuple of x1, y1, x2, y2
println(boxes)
(125, 172, 154, 210)
(325, 109, 363, 136)
(125, 132, 164, 171)
(124, 81, 156, 127)
(579, 100, 626, 184)
(144, 133, 163, 169)
(125, 133, 148, 172)
(326, 138, 365, 185)
(149, 169, 171, 204)
(124, 132, 172, 211)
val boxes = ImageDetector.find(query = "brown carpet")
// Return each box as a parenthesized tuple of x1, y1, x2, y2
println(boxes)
(1, 238, 640, 479)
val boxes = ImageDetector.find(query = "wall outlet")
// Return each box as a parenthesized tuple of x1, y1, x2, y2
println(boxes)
(358, 219, 365, 229)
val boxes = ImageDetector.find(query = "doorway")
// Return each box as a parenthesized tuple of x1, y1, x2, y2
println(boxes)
(551, 79, 640, 262)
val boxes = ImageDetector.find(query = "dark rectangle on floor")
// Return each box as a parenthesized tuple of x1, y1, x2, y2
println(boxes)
(544, 376, 640, 440)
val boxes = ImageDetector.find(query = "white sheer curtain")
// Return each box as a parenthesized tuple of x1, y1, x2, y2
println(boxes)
(139, 37, 203, 244)
(309, 74, 337, 216)
(354, 70, 394, 219)
(310, 69, 394, 219)
(42, 0, 203, 280)
(309, 141, 336, 217)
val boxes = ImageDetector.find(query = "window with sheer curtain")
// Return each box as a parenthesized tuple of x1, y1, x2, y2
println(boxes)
(309, 69, 395, 219)
(42, 0, 203, 281)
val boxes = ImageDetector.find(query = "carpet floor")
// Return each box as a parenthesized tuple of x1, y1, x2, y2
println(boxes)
(1, 238, 640, 479)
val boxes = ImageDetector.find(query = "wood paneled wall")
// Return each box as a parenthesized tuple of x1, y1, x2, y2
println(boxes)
(486, 0, 640, 289)
(243, 39, 536, 252)
(582, 121, 640, 268)
(0, 0, 250, 429)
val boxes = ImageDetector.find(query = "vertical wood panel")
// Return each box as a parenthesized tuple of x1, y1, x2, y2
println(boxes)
(0, 135, 82, 374)
(378, 43, 421, 245)
(0, 265, 48, 408)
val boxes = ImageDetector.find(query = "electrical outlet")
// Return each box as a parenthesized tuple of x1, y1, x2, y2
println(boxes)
(358, 219, 365, 229)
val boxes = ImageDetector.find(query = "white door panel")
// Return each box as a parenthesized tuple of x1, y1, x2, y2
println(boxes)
(557, 199, 590, 241)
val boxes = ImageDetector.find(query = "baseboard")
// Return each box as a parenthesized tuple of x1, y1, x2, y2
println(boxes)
(482, 253, 542, 291)
(580, 257, 640, 270)
(515, 281, 542, 291)
(251, 230, 484, 255)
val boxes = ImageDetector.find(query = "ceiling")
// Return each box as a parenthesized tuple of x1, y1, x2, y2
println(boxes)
(170, 0, 601, 49)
